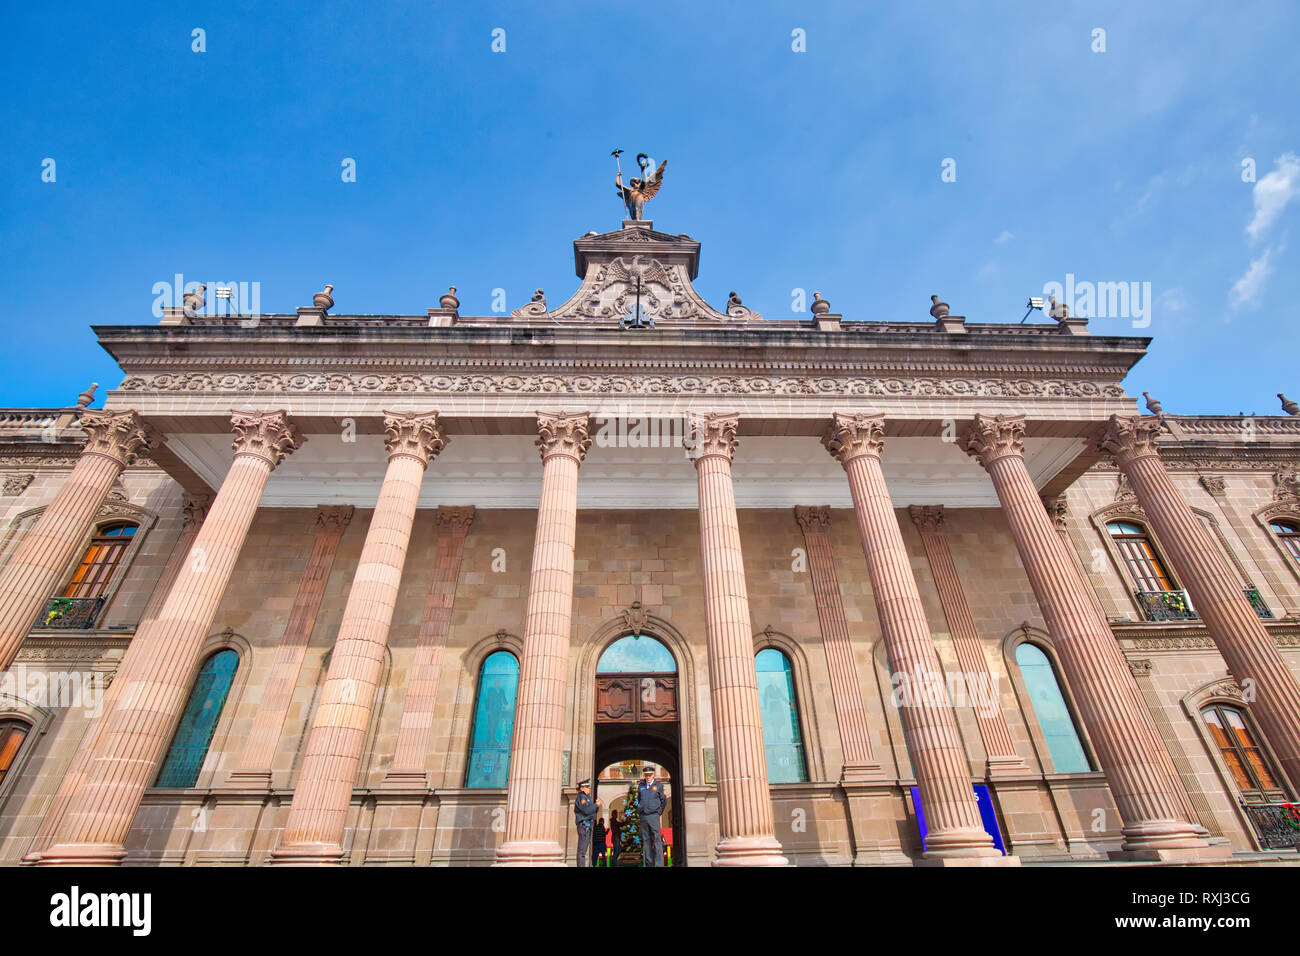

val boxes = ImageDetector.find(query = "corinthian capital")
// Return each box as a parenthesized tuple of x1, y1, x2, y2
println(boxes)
(536, 411, 592, 463)
(822, 412, 885, 464)
(686, 412, 739, 463)
(908, 504, 945, 532)
(79, 410, 156, 467)
(181, 493, 214, 528)
(962, 413, 1025, 468)
(1094, 414, 1163, 463)
(794, 505, 832, 534)
(316, 504, 355, 531)
(436, 505, 476, 532)
(383, 411, 449, 466)
(230, 410, 306, 467)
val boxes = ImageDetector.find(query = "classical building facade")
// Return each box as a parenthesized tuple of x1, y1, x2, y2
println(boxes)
(1, 219, 1299, 866)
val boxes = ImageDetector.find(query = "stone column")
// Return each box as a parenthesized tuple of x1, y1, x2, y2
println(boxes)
(824, 413, 1002, 863)
(689, 413, 787, 866)
(384, 505, 475, 787)
(229, 505, 355, 786)
(495, 412, 590, 867)
(963, 413, 1214, 859)
(0, 410, 155, 671)
(271, 413, 447, 865)
(792, 506, 880, 778)
(36, 410, 304, 866)
(1097, 414, 1300, 793)
(22, 493, 212, 862)
(908, 505, 1027, 776)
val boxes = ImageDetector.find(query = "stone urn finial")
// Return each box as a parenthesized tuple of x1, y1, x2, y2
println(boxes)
(1143, 391, 1163, 416)
(76, 383, 98, 408)
(440, 286, 460, 311)
(1280, 393, 1299, 416)
(313, 283, 334, 312)
(929, 294, 949, 319)
(1048, 295, 1069, 320)
(182, 283, 206, 315)
(810, 291, 831, 315)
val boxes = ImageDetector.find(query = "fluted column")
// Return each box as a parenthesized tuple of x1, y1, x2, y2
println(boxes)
(0, 410, 155, 670)
(35, 411, 304, 866)
(793, 506, 880, 779)
(963, 413, 1212, 858)
(22, 493, 211, 863)
(908, 505, 1026, 776)
(229, 505, 355, 786)
(1098, 414, 1300, 793)
(690, 413, 787, 866)
(385, 505, 475, 786)
(495, 412, 590, 867)
(824, 414, 1001, 862)
(271, 413, 447, 865)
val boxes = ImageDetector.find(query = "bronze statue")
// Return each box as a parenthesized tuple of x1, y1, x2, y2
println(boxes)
(613, 150, 667, 221)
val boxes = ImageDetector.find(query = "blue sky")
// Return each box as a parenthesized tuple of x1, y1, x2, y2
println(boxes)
(1, 1, 1297, 414)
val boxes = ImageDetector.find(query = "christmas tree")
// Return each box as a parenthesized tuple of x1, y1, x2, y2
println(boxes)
(618, 784, 642, 861)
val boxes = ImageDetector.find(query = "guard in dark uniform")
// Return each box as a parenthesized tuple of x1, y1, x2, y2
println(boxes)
(574, 779, 601, 867)
(637, 765, 667, 867)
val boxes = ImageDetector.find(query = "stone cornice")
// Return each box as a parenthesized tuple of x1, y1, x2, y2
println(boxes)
(1114, 620, 1300, 648)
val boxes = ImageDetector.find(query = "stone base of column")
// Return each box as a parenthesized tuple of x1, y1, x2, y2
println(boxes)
(1113, 819, 1227, 859)
(493, 839, 567, 867)
(268, 841, 347, 866)
(34, 843, 127, 867)
(379, 770, 429, 790)
(1108, 844, 1235, 863)
(916, 852, 1021, 867)
(923, 826, 1008, 861)
(224, 770, 274, 789)
(713, 834, 789, 866)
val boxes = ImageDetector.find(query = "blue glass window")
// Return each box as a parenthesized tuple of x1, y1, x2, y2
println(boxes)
(596, 634, 676, 673)
(465, 651, 519, 788)
(755, 647, 808, 783)
(1015, 643, 1091, 773)
(155, 649, 239, 788)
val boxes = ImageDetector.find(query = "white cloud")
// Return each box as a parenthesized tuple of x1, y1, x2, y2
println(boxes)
(1247, 152, 1300, 241)
(1229, 248, 1275, 311)
(976, 261, 998, 280)
(1158, 287, 1186, 314)
(994, 230, 1014, 245)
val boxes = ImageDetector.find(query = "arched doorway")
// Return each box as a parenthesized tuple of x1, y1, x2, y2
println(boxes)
(591, 634, 685, 866)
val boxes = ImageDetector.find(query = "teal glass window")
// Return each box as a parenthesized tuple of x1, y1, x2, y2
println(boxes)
(755, 647, 808, 783)
(1015, 643, 1091, 773)
(465, 651, 519, 788)
(596, 634, 676, 673)
(155, 649, 239, 788)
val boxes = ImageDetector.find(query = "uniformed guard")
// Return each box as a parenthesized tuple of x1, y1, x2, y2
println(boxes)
(637, 765, 668, 867)
(574, 779, 601, 867)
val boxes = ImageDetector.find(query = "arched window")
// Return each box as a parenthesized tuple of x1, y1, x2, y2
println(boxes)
(1200, 703, 1286, 802)
(465, 651, 519, 788)
(63, 522, 138, 599)
(0, 719, 32, 787)
(1107, 520, 1175, 592)
(596, 634, 676, 673)
(754, 648, 808, 783)
(1269, 519, 1300, 563)
(1015, 643, 1091, 774)
(155, 649, 239, 788)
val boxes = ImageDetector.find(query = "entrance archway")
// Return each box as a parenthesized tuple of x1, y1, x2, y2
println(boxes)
(592, 634, 686, 866)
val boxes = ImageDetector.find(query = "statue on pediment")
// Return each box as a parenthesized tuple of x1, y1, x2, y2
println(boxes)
(612, 150, 667, 221)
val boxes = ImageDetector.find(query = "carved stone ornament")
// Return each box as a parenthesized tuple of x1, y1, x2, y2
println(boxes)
(435, 505, 476, 532)
(1041, 495, 1068, 530)
(1199, 474, 1227, 497)
(1095, 414, 1163, 462)
(1274, 466, 1300, 501)
(79, 410, 155, 467)
(382, 411, 448, 466)
(962, 413, 1025, 468)
(316, 504, 355, 530)
(622, 601, 650, 633)
(1, 473, 33, 496)
(1126, 658, 1154, 678)
(509, 289, 548, 318)
(230, 410, 305, 466)
(536, 411, 592, 462)
(182, 493, 214, 528)
(686, 412, 739, 462)
(793, 505, 832, 534)
(1115, 471, 1135, 501)
(908, 504, 945, 532)
(822, 412, 885, 464)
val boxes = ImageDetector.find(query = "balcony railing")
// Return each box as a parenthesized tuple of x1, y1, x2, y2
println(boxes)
(1133, 589, 1198, 622)
(1240, 802, 1300, 850)
(1243, 586, 1275, 619)
(35, 596, 105, 630)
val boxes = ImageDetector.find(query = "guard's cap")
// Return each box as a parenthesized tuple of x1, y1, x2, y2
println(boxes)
(578, 779, 591, 787)
(642, 765, 655, 773)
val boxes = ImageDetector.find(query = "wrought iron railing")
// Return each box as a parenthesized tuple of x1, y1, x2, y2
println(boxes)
(35, 596, 105, 629)
(1240, 802, 1300, 850)
(1133, 589, 1198, 622)
(1243, 586, 1275, 619)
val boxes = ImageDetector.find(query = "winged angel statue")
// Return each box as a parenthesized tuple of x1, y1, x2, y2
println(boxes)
(614, 151, 667, 221)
